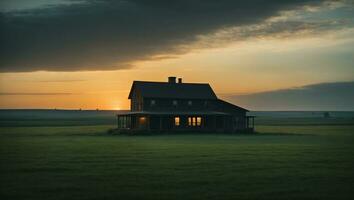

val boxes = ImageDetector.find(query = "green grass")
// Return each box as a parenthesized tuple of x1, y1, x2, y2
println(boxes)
(1, 119, 354, 199)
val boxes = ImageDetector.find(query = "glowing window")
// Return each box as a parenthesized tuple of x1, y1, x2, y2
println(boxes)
(173, 100, 178, 106)
(139, 117, 146, 125)
(197, 117, 202, 126)
(188, 100, 192, 106)
(192, 117, 196, 126)
(188, 117, 202, 127)
(174, 117, 180, 126)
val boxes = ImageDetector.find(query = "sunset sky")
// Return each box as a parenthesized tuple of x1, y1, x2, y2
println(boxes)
(0, 0, 354, 110)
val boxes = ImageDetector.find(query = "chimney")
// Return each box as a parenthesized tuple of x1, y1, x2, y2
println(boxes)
(178, 78, 182, 83)
(168, 76, 176, 83)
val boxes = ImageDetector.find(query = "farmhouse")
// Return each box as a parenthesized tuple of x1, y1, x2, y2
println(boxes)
(117, 77, 254, 132)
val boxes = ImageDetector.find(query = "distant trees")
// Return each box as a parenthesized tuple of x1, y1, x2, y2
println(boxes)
(323, 112, 330, 118)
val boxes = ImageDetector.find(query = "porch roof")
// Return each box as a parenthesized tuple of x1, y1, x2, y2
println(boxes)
(117, 111, 232, 116)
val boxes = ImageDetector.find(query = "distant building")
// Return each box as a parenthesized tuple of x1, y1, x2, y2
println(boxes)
(117, 77, 254, 132)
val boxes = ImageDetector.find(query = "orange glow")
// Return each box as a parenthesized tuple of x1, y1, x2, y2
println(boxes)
(174, 117, 180, 126)
(1, 33, 353, 109)
(139, 117, 146, 124)
(197, 117, 202, 126)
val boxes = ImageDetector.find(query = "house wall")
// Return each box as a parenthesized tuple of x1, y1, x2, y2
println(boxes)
(128, 86, 248, 131)
(118, 114, 250, 132)
(130, 88, 143, 111)
(144, 115, 237, 132)
(143, 98, 217, 112)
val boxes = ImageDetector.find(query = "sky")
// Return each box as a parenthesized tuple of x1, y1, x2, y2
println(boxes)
(0, 0, 353, 110)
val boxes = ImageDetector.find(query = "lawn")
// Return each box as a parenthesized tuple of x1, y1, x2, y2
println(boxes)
(1, 112, 354, 199)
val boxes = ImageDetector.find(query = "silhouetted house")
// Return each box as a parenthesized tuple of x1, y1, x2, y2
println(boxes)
(117, 77, 254, 132)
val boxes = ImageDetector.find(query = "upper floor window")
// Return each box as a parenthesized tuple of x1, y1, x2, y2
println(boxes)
(150, 100, 156, 106)
(188, 100, 193, 106)
(173, 100, 178, 106)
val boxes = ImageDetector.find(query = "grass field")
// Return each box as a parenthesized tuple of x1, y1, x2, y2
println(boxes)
(1, 110, 354, 199)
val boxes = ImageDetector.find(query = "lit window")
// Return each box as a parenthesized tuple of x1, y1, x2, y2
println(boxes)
(173, 100, 178, 106)
(188, 116, 202, 127)
(188, 100, 192, 106)
(197, 117, 202, 126)
(139, 117, 146, 125)
(174, 117, 180, 126)
(150, 100, 156, 106)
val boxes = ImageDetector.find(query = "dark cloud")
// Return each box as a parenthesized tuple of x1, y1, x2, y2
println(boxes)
(0, 0, 333, 72)
(225, 81, 354, 111)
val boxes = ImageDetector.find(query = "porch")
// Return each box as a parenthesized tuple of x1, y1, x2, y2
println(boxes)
(117, 111, 254, 132)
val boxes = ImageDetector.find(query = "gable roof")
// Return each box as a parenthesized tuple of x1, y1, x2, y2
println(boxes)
(216, 99, 249, 112)
(128, 81, 217, 100)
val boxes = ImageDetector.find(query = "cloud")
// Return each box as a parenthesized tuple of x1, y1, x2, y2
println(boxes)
(0, 0, 351, 72)
(225, 81, 354, 111)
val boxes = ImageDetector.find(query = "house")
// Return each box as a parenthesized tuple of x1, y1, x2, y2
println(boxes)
(116, 77, 254, 133)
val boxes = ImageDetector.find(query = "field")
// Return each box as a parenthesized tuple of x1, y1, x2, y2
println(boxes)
(1, 110, 354, 199)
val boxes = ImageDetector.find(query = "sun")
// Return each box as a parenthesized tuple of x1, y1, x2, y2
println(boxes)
(112, 102, 122, 110)
(113, 106, 121, 110)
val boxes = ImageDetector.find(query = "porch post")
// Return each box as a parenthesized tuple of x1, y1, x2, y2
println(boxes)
(246, 117, 249, 129)
(213, 116, 217, 131)
(134, 115, 138, 129)
(120, 115, 122, 129)
(117, 115, 119, 129)
(147, 115, 150, 130)
(232, 116, 235, 131)
(201, 115, 205, 129)
(137, 115, 140, 129)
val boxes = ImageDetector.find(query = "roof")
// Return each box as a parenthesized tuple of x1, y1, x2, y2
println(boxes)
(117, 111, 231, 116)
(216, 99, 249, 112)
(128, 81, 217, 100)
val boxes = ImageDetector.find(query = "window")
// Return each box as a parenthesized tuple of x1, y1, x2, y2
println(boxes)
(188, 117, 202, 127)
(173, 100, 178, 106)
(174, 117, 180, 126)
(204, 101, 208, 107)
(150, 100, 156, 106)
(188, 100, 192, 106)
(197, 117, 202, 126)
(139, 117, 146, 125)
